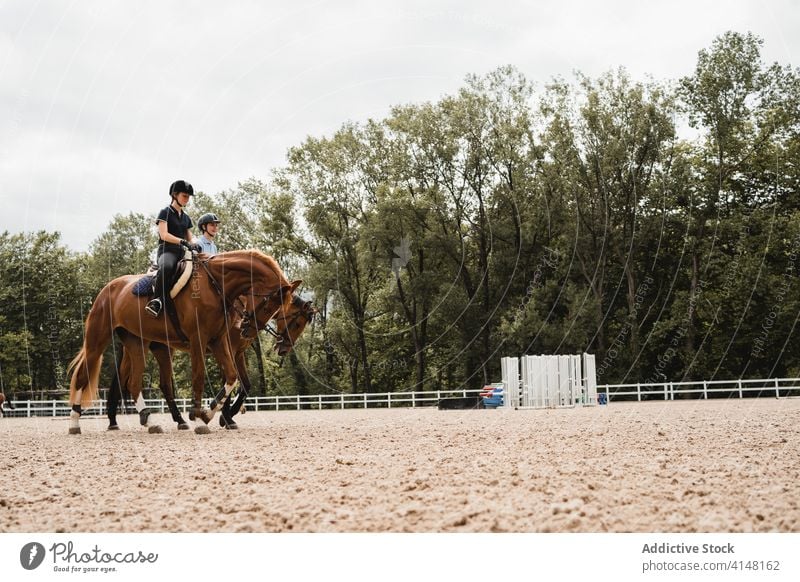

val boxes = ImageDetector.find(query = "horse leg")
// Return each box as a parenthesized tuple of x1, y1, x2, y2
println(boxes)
(220, 348, 251, 429)
(151, 342, 188, 430)
(189, 338, 213, 434)
(121, 334, 163, 434)
(107, 335, 126, 430)
(196, 337, 239, 430)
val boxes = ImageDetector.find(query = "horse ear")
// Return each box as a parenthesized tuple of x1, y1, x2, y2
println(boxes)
(290, 279, 302, 292)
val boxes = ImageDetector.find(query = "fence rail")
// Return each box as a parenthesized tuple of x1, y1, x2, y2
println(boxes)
(601, 377, 800, 401)
(2, 378, 799, 418)
(0, 388, 486, 418)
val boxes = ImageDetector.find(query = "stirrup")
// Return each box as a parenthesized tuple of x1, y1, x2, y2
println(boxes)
(144, 298, 163, 317)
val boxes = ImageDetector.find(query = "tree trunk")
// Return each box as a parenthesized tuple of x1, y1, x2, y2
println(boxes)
(625, 265, 640, 376)
(357, 318, 373, 393)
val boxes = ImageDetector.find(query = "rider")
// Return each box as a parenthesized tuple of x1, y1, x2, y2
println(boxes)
(196, 213, 221, 255)
(145, 180, 202, 318)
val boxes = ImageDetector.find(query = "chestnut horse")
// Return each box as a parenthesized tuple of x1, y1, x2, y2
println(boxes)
(67, 249, 300, 434)
(107, 293, 315, 431)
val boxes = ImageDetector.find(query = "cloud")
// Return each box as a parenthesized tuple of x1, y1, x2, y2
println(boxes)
(1, 0, 798, 250)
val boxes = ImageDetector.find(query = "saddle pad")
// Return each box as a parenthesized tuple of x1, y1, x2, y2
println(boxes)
(132, 274, 155, 296)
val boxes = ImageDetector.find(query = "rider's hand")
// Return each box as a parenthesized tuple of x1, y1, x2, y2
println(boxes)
(179, 238, 190, 249)
(190, 242, 203, 253)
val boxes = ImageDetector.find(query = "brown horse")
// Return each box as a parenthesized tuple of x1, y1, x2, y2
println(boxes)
(67, 249, 300, 434)
(107, 292, 315, 431)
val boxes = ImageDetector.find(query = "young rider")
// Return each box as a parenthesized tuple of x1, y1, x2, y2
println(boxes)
(196, 213, 221, 255)
(145, 180, 202, 318)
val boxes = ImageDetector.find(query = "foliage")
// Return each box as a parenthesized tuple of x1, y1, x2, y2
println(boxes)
(3, 31, 800, 399)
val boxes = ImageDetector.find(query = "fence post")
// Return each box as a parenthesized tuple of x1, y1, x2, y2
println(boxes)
(739, 380, 743, 399)
(363, 393, 367, 408)
(340, 394, 344, 409)
(296, 395, 300, 411)
(27, 401, 31, 418)
(412, 392, 416, 408)
(388, 393, 392, 409)
(774, 378, 779, 398)
(318, 395, 322, 410)
(703, 381, 707, 400)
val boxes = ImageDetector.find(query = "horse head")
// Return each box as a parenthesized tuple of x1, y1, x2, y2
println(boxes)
(238, 279, 302, 340)
(269, 287, 316, 356)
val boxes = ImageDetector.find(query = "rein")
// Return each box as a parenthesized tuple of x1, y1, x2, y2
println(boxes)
(199, 258, 283, 339)
(263, 298, 315, 341)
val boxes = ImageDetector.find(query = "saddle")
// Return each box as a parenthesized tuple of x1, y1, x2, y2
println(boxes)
(131, 250, 194, 297)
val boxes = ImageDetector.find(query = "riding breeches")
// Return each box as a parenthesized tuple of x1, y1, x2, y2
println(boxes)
(153, 249, 181, 302)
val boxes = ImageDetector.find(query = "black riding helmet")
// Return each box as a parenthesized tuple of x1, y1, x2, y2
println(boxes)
(169, 179, 194, 198)
(198, 213, 221, 232)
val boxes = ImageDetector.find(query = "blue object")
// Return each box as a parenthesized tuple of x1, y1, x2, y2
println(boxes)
(481, 384, 504, 408)
(132, 274, 155, 296)
(598, 392, 608, 405)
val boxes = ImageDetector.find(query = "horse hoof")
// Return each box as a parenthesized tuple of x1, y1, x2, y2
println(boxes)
(224, 422, 239, 430)
(194, 425, 211, 435)
(68, 427, 81, 435)
(108, 425, 119, 431)
(148, 425, 164, 434)
(189, 410, 196, 421)
(177, 423, 190, 430)
(200, 410, 214, 424)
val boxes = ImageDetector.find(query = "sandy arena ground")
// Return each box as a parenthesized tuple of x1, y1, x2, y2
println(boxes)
(0, 398, 798, 532)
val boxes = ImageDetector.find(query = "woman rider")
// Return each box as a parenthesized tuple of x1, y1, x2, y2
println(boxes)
(145, 180, 202, 317)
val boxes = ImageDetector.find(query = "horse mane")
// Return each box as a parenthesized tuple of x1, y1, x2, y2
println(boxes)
(210, 249, 288, 283)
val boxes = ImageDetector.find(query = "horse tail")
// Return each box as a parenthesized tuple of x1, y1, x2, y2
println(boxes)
(66, 346, 101, 409)
(67, 286, 114, 409)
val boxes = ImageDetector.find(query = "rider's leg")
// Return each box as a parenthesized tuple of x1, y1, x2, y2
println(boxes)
(146, 250, 179, 317)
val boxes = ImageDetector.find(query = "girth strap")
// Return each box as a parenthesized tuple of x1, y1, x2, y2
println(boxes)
(165, 295, 190, 343)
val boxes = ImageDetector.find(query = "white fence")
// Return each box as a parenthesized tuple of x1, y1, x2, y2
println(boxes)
(2, 377, 799, 418)
(1, 388, 486, 418)
(601, 377, 800, 401)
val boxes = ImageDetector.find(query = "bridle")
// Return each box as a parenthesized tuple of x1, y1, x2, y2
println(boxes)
(262, 299, 315, 343)
(234, 290, 286, 340)
(198, 255, 315, 345)
(199, 257, 286, 339)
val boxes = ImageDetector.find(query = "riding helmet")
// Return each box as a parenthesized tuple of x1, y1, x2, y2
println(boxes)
(198, 213, 221, 231)
(169, 179, 194, 197)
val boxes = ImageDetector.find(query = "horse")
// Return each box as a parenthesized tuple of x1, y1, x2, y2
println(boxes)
(66, 249, 300, 435)
(106, 292, 315, 431)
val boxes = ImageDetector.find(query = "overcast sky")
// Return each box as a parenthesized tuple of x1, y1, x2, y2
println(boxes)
(1, 0, 797, 251)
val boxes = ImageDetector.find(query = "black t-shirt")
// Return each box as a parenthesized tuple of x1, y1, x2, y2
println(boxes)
(156, 205, 193, 254)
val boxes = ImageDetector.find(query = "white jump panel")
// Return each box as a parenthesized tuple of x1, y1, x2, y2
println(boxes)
(501, 357, 520, 408)
(511, 353, 597, 409)
(583, 353, 597, 405)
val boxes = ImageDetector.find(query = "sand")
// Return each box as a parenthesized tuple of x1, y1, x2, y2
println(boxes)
(0, 398, 798, 532)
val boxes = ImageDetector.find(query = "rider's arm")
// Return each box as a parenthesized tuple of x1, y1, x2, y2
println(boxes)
(156, 220, 185, 245)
